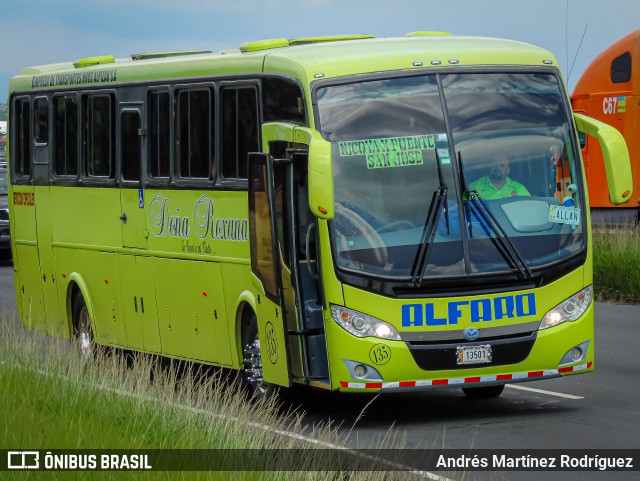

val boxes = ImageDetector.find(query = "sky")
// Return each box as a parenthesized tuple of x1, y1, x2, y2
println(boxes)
(1, 0, 638, 99)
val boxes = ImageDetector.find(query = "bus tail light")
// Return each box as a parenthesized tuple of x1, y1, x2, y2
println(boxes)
(539, 286, 593, 330)
(330, 305, 400, 340)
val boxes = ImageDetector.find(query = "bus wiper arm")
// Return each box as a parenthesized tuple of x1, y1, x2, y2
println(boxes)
(457, 151, 532, 280)
(456, 150, 473, 239)
(411, 150, 449, 286)
(435, 148, 450, 235)
(411, 188, 445, 286)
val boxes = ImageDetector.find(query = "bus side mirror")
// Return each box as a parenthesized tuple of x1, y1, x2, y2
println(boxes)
(306, 133, 334, 219)
(573, 113, 633, 205)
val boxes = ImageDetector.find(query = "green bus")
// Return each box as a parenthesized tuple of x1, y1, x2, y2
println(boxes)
(7, 33, 632, 398)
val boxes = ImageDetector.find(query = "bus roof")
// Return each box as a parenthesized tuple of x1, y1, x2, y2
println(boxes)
(10, 34, 559, 94)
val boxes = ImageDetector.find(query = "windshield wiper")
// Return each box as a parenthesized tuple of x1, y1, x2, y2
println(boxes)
(457, 151, 532, 280)
(411, 149, 449, 285)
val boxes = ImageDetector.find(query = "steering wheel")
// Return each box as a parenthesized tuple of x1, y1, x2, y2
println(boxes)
(334, 203, 388, 266)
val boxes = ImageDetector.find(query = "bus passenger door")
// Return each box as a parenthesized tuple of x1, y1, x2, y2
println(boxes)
(119, 106, 148, 250)
(282, 150, 329, 384)
(248, 153, 291, 387)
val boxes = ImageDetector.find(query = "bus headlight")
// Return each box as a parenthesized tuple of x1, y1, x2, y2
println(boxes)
(539, 286, 593, 330)
(330, 305, 401, 340)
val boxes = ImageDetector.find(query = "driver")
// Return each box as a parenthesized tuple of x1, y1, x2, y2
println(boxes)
(468, 155, 531, 200)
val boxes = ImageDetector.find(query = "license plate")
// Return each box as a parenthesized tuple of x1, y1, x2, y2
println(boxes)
(457, 345, 492, 365)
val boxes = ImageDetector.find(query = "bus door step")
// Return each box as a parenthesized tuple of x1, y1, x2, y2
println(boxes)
(288, 328, 329, 379)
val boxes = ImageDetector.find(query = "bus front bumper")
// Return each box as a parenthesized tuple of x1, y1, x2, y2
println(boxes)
(338, 361, 592, 392)
(329, 305, 594, 393)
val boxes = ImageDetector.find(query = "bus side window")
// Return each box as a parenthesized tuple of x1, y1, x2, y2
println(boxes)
(221, 86, 259, 180)
(13, 98, 32, 178)
(148, 90, 171, 179)
(53, 95, 79, 177)
(177, 88, 213, 180)
(34, 97, 49, 145)
(121, 110, 142, 182)
(262, 77, 306, 125)
(85, 94, 114, 179)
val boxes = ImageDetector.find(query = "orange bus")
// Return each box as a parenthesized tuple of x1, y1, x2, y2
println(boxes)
(571, 29, 639, 224)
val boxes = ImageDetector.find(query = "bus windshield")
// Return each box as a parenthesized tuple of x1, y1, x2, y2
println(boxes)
(317, 72, 585, 280)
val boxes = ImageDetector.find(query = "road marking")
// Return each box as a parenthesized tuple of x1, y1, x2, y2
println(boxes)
(506, 383, 584, 399)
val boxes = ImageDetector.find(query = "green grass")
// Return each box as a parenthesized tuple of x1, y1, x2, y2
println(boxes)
(0, 320, 416, 481)
(593, 228, 640, 303)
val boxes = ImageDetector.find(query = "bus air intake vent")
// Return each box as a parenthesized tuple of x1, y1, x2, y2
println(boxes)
(289, 35, 374, 46)
(240, 38, 289, 53)
(73, 56, 115, 68)
(131, 51, 212, 61)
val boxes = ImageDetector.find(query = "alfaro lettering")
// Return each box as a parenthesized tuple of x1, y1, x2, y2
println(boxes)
(402, 294, 537, 327)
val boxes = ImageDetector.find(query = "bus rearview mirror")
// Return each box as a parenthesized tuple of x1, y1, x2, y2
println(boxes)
(573, 113, 633, 205)
(307, 135, 334, 219)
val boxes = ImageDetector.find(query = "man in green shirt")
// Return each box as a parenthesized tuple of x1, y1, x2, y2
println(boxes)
(468, 155, 531, 199)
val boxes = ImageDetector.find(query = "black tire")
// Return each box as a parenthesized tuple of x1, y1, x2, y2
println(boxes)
(240, 311, 276, 399)
(462, 384, 505, 399)
(72, 290, 95, 358)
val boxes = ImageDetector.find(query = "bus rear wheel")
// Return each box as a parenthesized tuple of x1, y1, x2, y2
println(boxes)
(72, 290, 95, 358)
(241, 312, 276, 399)
(462, 384, 505, 399)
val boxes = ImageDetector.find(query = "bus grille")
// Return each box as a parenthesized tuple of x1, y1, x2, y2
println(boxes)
(406, 332, 537, 371)
(0, 209, 8, 221)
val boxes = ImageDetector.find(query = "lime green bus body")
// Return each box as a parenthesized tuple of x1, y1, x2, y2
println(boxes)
(7, 34, 631, 393)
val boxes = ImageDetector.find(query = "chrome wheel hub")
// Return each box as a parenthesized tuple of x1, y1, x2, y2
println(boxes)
(243, 337, 266, 394)
(78, 306, 93, 357)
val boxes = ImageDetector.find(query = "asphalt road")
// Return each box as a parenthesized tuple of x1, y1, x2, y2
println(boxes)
(1, 261, 638, 480)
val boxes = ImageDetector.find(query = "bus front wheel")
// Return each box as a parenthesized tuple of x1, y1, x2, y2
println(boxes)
(462, 384, 505, 399)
